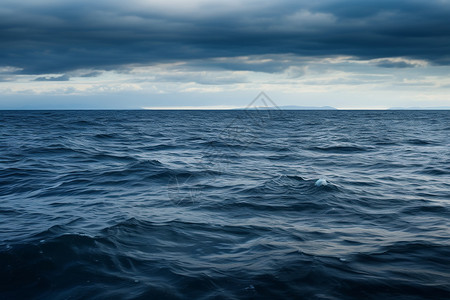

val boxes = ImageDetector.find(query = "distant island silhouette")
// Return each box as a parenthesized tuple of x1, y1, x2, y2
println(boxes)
(388, 107, 450, 110)
(235, 105, 337, 110)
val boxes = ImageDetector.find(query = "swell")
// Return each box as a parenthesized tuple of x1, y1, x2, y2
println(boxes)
(2, 221, 449, 300)
(307, 145, 371, 153)
(240, 175, 341, 195)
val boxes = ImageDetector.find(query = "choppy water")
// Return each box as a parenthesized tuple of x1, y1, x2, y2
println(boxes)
(1, 110, 449, 299)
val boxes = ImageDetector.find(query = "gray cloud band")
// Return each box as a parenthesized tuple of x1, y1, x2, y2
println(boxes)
(1, 0, 449, 75)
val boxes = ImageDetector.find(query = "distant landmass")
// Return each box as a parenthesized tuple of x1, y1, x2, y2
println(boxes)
(237, 105, 337, 110)
(388, 106, 450, 110)
(277, 105, 337, 110)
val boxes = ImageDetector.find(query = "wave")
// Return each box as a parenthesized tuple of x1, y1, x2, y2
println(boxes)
(418, 166, 450, 175)
(93, 133, 118, 139)
(307, 145, 370, 153)
(405, 138, 436, 146)
(2, 223, 449, 299)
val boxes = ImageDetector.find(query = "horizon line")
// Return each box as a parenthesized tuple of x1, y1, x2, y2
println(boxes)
(141, 106, 450, 110)
(1, 106, 450, 111)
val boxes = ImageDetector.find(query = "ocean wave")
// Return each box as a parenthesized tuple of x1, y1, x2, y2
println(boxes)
(241, 175, 340, 195)
(2, 228, 449, 299)
(405, 138, 436, 146)
(307, 145, 370, 153)
(93, 133, 118, 139)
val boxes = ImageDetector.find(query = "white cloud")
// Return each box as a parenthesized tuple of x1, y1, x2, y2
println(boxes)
(1, 54, 450, 108)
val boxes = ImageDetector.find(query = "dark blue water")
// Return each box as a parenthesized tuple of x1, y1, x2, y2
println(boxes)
(1, 110, 449, 299)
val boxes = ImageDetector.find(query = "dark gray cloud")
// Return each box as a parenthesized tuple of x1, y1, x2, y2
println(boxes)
(79, 71, 103, 78)
(1, 0, 450, 75)
(375, 60, 417, 68)
(0, 76, 12, 82)
(34, 74, 70, 81)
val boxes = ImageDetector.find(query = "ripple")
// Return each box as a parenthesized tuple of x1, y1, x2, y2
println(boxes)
(307, 145, 370, 153)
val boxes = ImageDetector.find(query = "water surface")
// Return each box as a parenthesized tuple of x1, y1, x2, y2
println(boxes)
(1, 110, 449, 299)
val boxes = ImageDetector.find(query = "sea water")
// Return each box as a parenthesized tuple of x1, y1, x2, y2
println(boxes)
(1, 110, 449, 299)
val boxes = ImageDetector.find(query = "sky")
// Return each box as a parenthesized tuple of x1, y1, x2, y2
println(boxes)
(1, 0, 450, 109)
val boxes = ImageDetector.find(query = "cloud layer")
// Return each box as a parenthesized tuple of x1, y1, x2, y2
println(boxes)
(1, 0, 450, 75)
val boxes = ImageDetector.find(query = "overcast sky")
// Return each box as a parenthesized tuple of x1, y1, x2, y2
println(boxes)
(1, 0, 450, 109)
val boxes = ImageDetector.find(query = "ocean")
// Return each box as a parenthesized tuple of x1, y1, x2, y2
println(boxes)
(1, 110, 449, 299)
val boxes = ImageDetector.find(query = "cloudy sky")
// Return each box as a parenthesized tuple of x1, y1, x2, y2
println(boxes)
(1, 0, 450, 109)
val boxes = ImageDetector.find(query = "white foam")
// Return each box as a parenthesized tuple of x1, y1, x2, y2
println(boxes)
(315, 178, 328, 187)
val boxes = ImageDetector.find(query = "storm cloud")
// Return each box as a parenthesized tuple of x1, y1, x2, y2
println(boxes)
(1, 0, 450, 75)
(34, 74, 70, 81)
